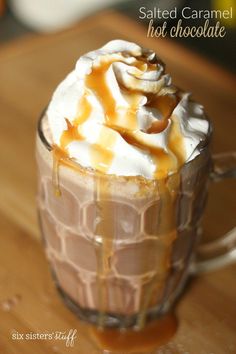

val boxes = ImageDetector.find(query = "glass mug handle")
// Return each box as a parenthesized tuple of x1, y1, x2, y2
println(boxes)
(190, 151, 236, 274)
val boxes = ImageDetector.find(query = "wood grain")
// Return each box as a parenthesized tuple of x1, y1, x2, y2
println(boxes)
(0, 10, 235, 354)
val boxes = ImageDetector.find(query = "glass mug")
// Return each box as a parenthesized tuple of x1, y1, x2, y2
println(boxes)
(36, 111, 236, 334)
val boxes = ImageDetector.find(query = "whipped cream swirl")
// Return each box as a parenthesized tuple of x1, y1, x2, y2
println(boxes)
(47, 40, 210, 178)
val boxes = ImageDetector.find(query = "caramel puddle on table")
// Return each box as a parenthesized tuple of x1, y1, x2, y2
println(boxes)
(89, 313, 177, 353)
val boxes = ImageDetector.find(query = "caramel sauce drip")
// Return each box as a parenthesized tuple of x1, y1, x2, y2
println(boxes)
(52, 95, 92, 195)
(52, 146, 83, 173)
(168, 114, 186, 167)
(85, 58, 142, 175)
(121, 91, 142, 130)
(85, 57, 145, 131)
(52, 145, 70, 196)
(60, 94, 92, 150)
(94, 177, 115, 327)
(85, 60, 117, 125)
(147, 94, 177, 134)
(137, 175, 180, 329)
(60, 118, 84, 150)
(115, 127, 179, 180)
(74, 93, 92, 126)
(145, 94, 185, 178)
(51, 144, 87, 196)
(90, 126, 117, 174)
(146, 119, 169, 134)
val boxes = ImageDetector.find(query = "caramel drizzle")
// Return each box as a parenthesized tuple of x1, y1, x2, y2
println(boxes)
(90, 126, 117, 174)
(168, 114, 186, 167)
(51, 94, 93, 196)
(85, 57, 185, 178)
(94, 177, 115, 327)
(56, 55, 185, 179)
(86, 60, 117, 125)
(60, 94, 92, 149)
(147, 94, 177, 134)
(137, 175, 180, 329)
(60, 118, 84, 150)
(52, 144, 70, 196)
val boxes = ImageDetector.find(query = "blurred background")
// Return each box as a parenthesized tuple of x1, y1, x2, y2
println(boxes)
(0, 0, 235, 72)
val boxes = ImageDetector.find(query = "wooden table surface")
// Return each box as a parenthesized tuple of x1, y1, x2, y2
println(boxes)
(0, 10, 235, 354)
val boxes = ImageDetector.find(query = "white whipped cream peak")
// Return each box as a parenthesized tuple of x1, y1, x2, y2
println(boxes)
(47, 39, 210, 178)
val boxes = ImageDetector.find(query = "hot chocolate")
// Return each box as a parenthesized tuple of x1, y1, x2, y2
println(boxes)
(36, 40, 211, 330)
